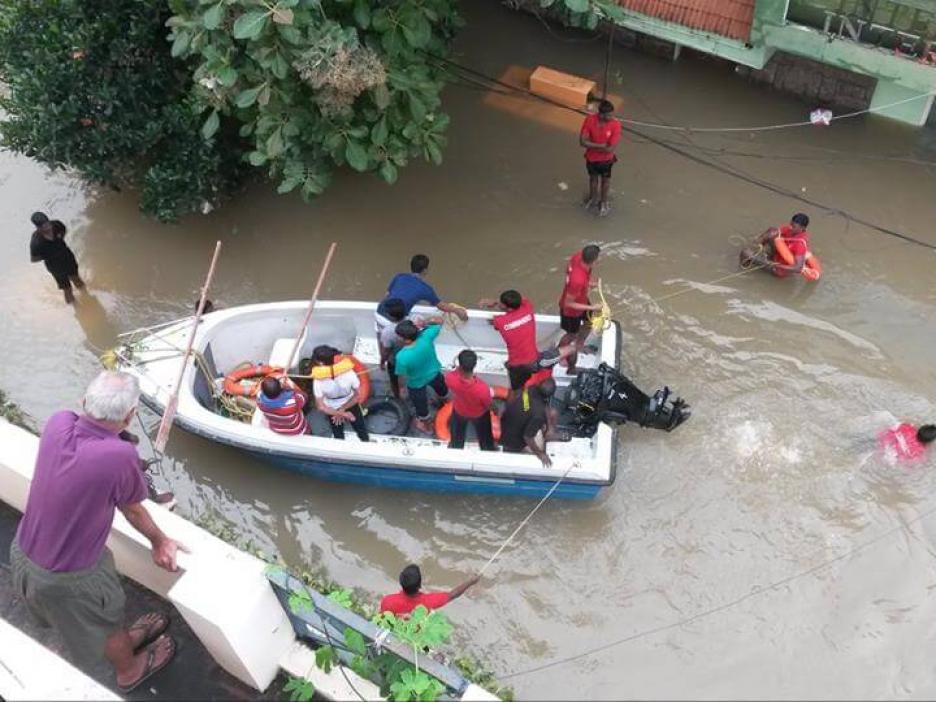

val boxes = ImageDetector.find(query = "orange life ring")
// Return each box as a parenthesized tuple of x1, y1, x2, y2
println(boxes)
(434, 385, 508, 442)
(802, 252, 822, 281)
(223, 363, 278, 398)
(772, 235, 796, 266)
(337, 354, 371, 403)
(774, 236, 821, 281)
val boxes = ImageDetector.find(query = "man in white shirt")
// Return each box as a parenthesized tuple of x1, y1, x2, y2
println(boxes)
(310, 345, 369, 441)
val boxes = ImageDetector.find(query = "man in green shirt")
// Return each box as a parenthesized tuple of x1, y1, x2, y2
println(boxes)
(394, 319, 449, 434)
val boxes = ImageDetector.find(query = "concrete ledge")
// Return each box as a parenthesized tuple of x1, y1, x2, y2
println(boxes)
(0, 618, 121, 701)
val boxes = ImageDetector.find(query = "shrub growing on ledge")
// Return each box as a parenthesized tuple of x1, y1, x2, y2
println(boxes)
(0, 0, 243, 221)
(167, 0, 462, 200)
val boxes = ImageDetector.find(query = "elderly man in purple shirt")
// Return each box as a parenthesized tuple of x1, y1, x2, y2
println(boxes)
(11, 371, 187, 692)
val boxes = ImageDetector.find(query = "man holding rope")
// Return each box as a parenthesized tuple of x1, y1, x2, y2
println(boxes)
(740, 212, 812, 277)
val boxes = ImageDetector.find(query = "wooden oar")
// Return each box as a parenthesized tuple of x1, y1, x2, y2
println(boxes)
(284, 242, 338, 373)
(154, 241, 222, 453)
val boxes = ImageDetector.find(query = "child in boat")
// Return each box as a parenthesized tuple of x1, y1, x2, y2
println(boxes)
(257, 377, 309, 436)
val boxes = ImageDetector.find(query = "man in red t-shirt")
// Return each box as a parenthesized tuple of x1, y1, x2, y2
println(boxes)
(443, 350, 495, 450)
(480, 290, 574, 390)
(559, 245, 603, 373)
(379, 564, 479, 617)
(580, 99, 621, 217)
(741, 213, 812, 278)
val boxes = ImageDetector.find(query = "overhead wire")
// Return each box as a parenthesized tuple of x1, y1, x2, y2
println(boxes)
(428, 53, 936, 252)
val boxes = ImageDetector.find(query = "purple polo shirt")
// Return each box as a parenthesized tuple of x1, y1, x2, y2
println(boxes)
(16, 411, 147, 572)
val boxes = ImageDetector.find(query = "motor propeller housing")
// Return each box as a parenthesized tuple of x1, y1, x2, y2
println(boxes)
(564, 363, 691, 437)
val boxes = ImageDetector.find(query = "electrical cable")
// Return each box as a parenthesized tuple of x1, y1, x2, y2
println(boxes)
(497, 498, 936, 680)
(428, 53, 936, 252)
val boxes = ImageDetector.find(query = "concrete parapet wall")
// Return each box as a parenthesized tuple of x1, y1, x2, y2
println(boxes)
(736, 50, 876, 111)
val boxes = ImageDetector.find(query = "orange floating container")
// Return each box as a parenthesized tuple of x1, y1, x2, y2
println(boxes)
(529, 66, 596, 109)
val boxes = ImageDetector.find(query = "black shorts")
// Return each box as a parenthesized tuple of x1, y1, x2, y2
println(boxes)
(506, 349, 563, 390)
(586, 157, 616, 178)
(51, 270, 75, 290)
(560, 313, 587, 334)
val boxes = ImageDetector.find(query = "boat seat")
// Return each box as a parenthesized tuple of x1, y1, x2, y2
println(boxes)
(251, 408, 269, 429)
(268, 337, 301, 369)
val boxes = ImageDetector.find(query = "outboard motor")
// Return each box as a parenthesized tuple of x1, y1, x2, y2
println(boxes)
(564, 363, 690, 438)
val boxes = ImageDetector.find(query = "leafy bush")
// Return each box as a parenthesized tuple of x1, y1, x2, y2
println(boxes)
(168, 0, 462, 200)
(0, 0, 243, 221)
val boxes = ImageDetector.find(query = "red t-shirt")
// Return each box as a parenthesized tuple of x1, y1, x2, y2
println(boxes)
(581, 113, 621, 163)
(878, 423, 926, 462)
(559, 251, 591, 317)
(379, 590, 450, 616)
(772, 224, 810, 278)
(492, 298, 538, 366)
(444, 371, 492, 419)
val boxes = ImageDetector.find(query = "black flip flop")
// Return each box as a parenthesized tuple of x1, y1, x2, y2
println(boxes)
(127, 613, 170, 653)
(118, 635, 176, 693)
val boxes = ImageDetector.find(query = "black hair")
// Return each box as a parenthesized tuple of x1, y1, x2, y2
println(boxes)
(499, 290, 522, 310)
(395, 319, 419, 342)
(918, 424, 936, 444)
(582, 245, 600, 264)
(312, 344, 339, 366)
(457, 349, 477, 373)
(791, 213, 810, 227)
(537, 378, 557, 398)
(410, 254, 430, 275)
(260, 377, 282, 399)
(30, 212, 49, 228)
(400, 564, 422, 595)
(598, 99, 614, 114)
(384, 297, 406, 321)
(50, 220, 66, 238)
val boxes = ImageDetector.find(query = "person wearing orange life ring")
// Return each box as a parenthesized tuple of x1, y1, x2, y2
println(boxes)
(740, 212, 818, 279)
(442, 350, 497, 451)
(310, 345, 369, 442)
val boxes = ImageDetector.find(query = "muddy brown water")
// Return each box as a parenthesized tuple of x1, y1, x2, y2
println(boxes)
(2, 2, 936, 698)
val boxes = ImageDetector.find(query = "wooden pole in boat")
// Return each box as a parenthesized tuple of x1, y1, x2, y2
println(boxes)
(153, 240, 223, 453)
(284, 242, 338, 372)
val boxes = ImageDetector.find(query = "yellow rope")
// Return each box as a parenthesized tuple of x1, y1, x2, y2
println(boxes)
(588, 279, 613, 335)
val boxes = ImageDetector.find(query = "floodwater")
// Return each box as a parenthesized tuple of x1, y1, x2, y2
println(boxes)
(2, 2, 936, 698)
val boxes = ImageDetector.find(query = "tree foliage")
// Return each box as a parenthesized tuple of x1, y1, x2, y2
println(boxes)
(168, 0, 462, 200)
(0, 0, 243, 221)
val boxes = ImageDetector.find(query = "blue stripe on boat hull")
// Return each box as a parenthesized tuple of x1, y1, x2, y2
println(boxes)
(247, 451, 602, 500)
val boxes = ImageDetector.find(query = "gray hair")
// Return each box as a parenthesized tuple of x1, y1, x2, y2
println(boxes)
(83, 371, 140, 423)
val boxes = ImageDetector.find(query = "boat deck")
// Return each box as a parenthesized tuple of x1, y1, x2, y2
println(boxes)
(0, 502, 285, 701)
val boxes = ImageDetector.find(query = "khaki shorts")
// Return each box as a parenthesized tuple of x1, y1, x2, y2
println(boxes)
(11, 540, 125, 667)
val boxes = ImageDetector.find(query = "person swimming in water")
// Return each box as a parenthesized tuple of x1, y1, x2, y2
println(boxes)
(878, 422, 935, 464)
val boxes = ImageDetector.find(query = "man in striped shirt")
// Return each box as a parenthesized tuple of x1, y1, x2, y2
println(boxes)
(256, 377, 309, 435)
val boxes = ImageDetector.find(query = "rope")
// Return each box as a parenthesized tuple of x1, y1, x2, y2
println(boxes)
(648, 263, 770, 304)
(498, 498, 936, 680)
(479, 462, 577, 577)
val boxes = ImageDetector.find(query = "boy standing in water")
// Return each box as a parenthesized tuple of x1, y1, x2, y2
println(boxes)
(580, 100, 621, 217)
(29, 212, 85, 304)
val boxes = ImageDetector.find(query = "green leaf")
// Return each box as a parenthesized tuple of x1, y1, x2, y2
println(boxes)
(284, 675, 315, 702)
(314, 645, 335, 673)
(353, 0, 371, 28)
(401, 15, 431, 49)
(266, 127, 284, 158)
(408, 94, 426, 122)
(345, 140, 368, 171)
(372, 84, 391, 110)
(372, 8, 391, 32)
(277, 176, 302, 194)
(382, 27, 405, 56)
(371, 118, 388, 146)
(201, 110, 220, 139)
(218, 66, 238, 87)
(379, 159, 398, 184)
(202, 3, 224, 30)
(235, 84, 264, 108)
(344, 628, 368, 656)
(170, 31, 192, 57)
(271, 53, 290, 80)
(585, 11, 599, 29)
(277, 23, 303, 43)
(563, 0, 590, 11)
(232, 10, 269, 40)
(424, 141, 443, 165)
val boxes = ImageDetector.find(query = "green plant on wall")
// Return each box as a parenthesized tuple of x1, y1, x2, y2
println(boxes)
(168, 0, 462, 201)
